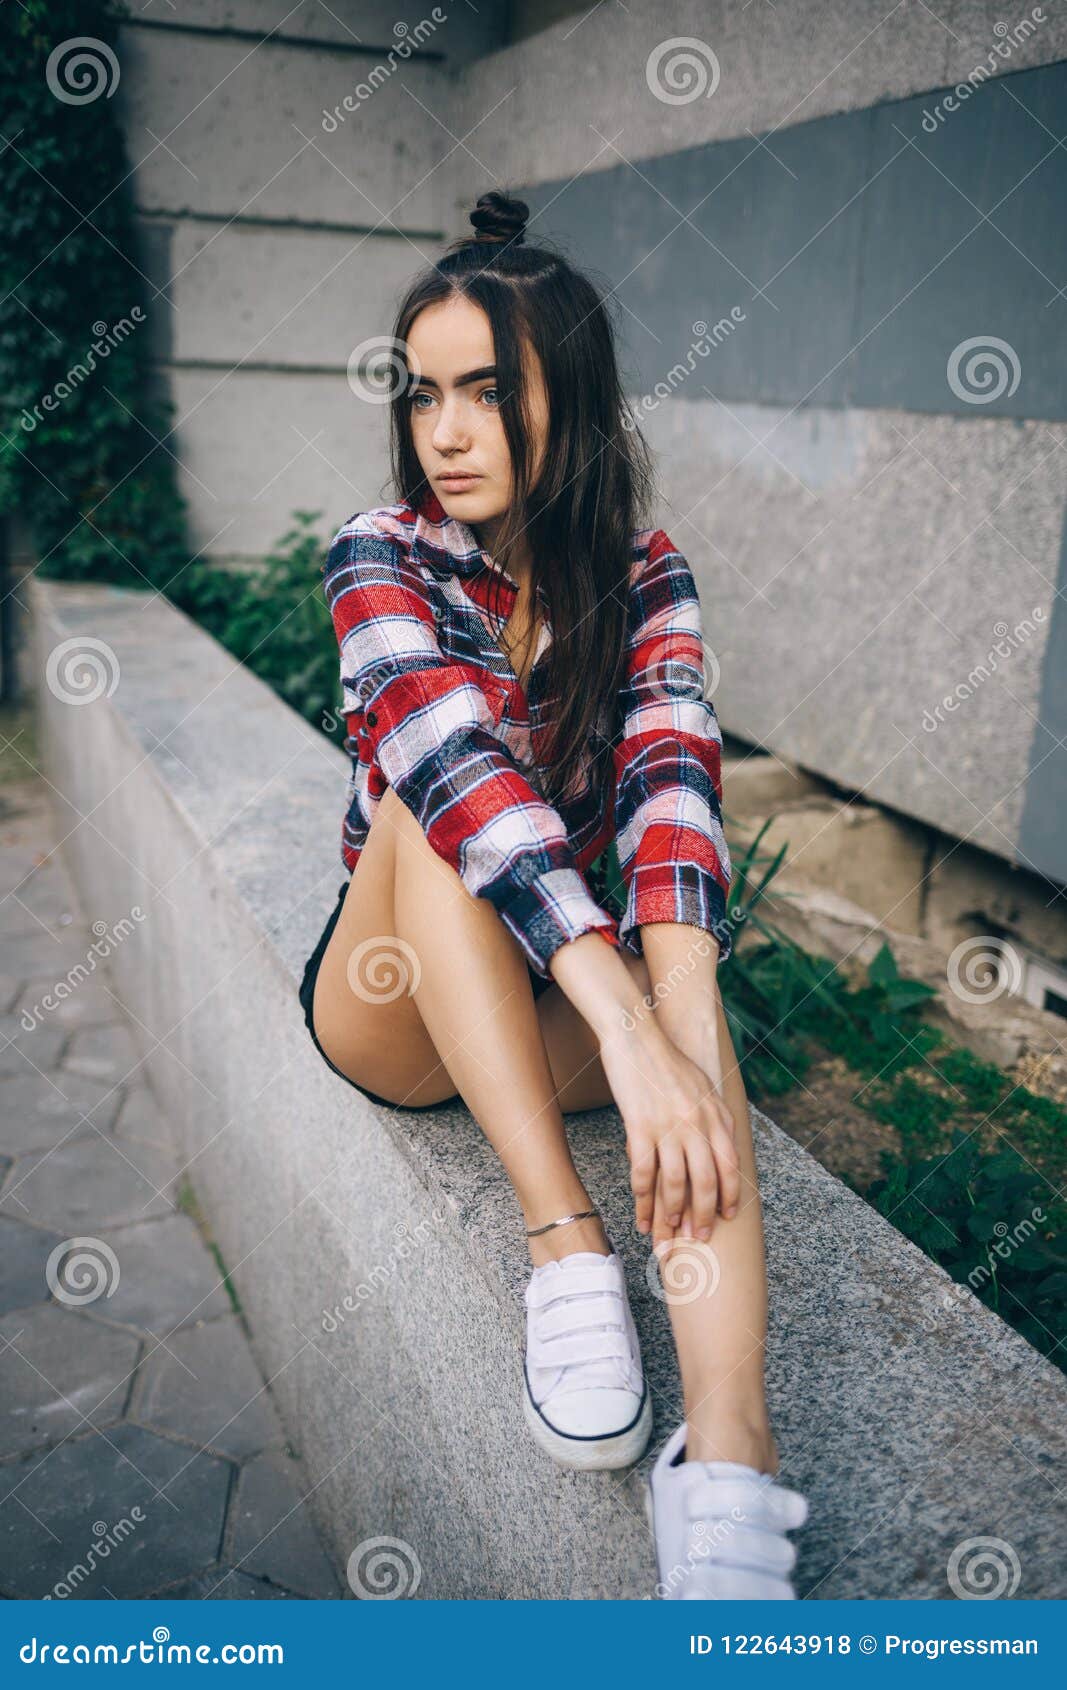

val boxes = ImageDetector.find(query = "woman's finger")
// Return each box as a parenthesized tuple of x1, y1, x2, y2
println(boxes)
(709, 1120, 742, 1217)
(657, 1136, 688, 1229)
(683, 1133, 718, 1238)
(652, 1164, 678, 1250)
(628, 1132, 657, 1235)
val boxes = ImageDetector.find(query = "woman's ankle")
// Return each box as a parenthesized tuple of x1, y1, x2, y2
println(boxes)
(525, 1205, 611, 1266)
(683, 1411, 778, 1476)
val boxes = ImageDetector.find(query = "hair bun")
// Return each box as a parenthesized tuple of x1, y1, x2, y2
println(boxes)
(469, 191, 528, 246)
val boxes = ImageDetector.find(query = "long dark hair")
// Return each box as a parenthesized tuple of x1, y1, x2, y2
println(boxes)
(386, 188, 656, 815)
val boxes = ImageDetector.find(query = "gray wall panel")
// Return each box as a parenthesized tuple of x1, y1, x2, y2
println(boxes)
(523, 60, 1067, 420)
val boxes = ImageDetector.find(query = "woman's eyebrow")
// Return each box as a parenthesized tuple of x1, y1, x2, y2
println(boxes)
(411, 365, 497, 391)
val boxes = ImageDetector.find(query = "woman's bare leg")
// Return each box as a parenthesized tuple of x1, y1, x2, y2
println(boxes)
(314, 787, 778, 1467)
(312, 784, 632, 1263)
(656, 995, 778, 1475)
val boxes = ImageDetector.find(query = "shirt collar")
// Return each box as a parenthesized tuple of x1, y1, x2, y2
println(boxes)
(412, 486, 519, 588)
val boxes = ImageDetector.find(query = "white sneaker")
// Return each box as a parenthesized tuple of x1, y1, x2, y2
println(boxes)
(522, 1250, 652, 1470)
(647, 1422, 808, 1599)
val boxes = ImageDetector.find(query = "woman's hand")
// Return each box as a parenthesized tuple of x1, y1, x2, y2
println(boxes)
(597, 1016, 739, 1249)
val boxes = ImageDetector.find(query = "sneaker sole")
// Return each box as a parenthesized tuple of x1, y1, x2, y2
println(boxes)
(522, 1384, 653, 1471)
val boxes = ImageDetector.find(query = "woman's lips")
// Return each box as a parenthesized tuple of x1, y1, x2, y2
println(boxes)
(438, 474, 482, 491)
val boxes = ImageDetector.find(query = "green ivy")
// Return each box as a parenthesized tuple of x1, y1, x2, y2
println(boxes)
(0, 3, 340, 740)
(0, 0, 191, 590)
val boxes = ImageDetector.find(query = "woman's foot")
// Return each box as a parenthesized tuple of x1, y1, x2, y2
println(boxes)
(647, 1422, 808, 1599)
(523, 1250, 652, 1471)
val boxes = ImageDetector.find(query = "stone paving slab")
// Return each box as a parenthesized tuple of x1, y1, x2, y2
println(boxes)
(1, 930, 101, 986)
(63, 1023, 145, 1087)
(153, 1567, 303, 1599)
(0, 1136, 178, 1233)
(0, 1304, 139, 1458)
(227, 1449, 342, 1598)
(111, 1087, 175, 1150)
(0, 1422, 231, 1599)
(0, 777, 344, 1600)
(129, 1315, 288, 1463)
(14, 975, 123, 1033)
(2, 1069, 121, 1156)
(0, 1215, 66, 1316)
(0, 1017, 66, 1077)
(76, 1216, 235, 1337)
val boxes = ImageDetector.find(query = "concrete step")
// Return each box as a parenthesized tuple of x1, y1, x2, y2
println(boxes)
(29, 578, 1067, 1599)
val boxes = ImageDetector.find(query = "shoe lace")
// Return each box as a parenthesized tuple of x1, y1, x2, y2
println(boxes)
(526, 1256, 634, 1396)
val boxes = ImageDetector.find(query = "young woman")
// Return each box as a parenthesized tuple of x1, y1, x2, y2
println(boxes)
(299, 190, 809, 1600)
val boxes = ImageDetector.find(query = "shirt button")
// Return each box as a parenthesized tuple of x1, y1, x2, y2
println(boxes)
(365, 710, 378, 727)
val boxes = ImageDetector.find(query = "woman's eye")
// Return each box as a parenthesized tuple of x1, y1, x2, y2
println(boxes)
(411, 391, 434, 411)
(480, 387, 500, 407)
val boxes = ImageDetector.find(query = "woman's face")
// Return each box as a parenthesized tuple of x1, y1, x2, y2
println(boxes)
(406, 294, 547, 541)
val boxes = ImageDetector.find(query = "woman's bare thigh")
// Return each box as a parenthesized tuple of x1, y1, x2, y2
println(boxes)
(310, 794, 643, 1112)
(311, 804, 460, 1107)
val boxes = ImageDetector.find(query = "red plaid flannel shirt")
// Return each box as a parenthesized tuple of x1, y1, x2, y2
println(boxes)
(322, 490, 732, 979)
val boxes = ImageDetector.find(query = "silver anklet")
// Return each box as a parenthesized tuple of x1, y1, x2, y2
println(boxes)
(526, 1207, 601, 1238)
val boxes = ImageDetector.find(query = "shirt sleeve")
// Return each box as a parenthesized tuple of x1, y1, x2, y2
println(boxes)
(323, 515, 621, 979)
(612, 528, 734, 965)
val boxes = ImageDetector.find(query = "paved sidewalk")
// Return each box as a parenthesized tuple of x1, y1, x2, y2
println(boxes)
(0, 774, 343, 1600)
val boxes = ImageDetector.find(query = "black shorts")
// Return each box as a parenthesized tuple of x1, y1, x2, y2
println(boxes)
(298, 879, 555, 1110)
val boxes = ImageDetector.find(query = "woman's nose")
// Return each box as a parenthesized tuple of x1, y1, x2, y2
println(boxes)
(432, 400, 470, 452)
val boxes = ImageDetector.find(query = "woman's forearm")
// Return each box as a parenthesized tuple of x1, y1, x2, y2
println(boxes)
(547, 930, 659, 1047)
(638, 921, 724, 1084)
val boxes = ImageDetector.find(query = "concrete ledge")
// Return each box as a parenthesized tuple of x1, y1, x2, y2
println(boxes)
(30, 578, 1067, 1599)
